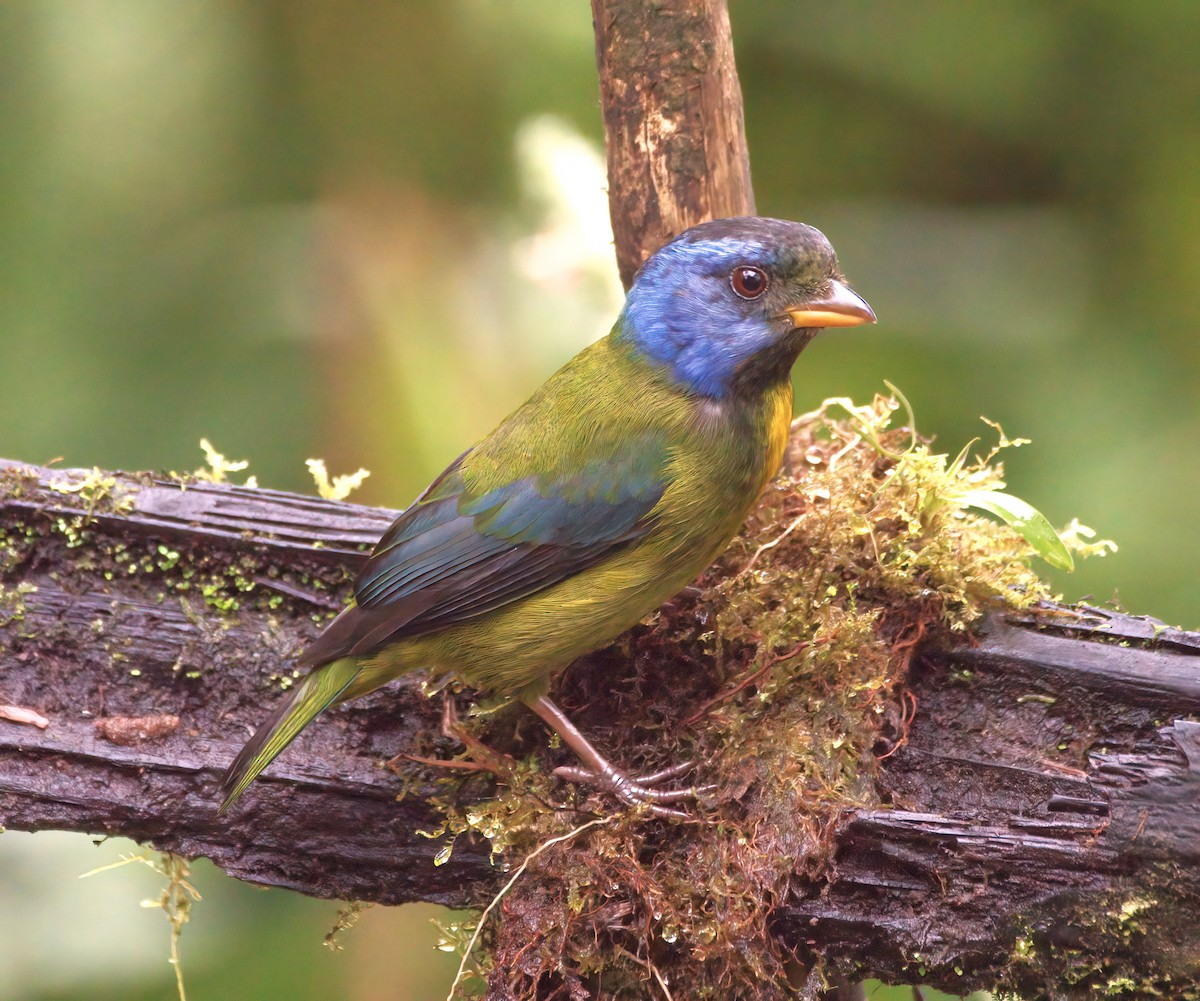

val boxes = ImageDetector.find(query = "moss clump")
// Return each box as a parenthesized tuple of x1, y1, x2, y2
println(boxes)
(47, 467, 135, 518)
(1002, 879, 1200, 998)
(419, 392, 1111, 999)
(0, 581, 37, 628)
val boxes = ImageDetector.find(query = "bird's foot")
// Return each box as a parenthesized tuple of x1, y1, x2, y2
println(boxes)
(553, 759, 716, 820)
(526, 693, 715, 819)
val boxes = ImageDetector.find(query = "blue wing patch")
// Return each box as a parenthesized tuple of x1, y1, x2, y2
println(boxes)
(299, 438, 669, 666)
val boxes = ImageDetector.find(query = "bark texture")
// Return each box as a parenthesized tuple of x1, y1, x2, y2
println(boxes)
(791, 611, 1200, 994)
(591, 0, 755, 288)
(0, 458, 493, 905)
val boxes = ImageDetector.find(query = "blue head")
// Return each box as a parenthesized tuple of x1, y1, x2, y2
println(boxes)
(617, 217, 873, 399)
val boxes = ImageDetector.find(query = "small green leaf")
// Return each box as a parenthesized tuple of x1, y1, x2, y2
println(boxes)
(946, 438, 978, 480)
(959, 489, 1075, 572)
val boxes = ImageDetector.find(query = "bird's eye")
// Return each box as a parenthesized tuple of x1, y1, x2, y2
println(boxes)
(730, 266, 768, 300)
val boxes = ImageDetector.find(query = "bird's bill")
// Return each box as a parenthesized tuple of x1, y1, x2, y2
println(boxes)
(786, 280, 876, 329)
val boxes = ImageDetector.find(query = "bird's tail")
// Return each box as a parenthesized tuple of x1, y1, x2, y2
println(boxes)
(218, 657, 360, 814)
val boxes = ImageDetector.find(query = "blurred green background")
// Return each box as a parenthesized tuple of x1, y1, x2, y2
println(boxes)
(1, 1, 1196, 999)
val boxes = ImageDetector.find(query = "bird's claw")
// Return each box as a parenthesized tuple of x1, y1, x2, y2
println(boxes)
(553, 759, 715, 819)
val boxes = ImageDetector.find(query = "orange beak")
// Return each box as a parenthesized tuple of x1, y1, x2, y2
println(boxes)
(786, 280, 876, 329)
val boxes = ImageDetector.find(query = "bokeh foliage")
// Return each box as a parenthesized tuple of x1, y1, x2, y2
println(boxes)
(1, 2, 1196, 999)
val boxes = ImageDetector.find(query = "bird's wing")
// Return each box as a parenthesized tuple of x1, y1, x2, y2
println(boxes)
(299, 434, 670, 666)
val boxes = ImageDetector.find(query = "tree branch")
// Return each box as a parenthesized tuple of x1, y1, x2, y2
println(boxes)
(787, 610, 1200, 993)
(0, 458, 496, 904)
(591, 0, 755, 288)
(2, 458, 1198, 995)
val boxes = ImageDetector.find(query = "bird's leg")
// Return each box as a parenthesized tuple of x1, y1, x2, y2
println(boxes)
(391, 694, 516, 779)
(438, 694, 518, 777)
(526, 694, 713, 819)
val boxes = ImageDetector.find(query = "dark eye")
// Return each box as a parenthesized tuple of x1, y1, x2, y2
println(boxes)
(730, 266, 768, 299)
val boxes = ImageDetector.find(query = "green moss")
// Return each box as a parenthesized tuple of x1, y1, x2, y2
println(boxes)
(998, 881, 1200, 998)
(1, 461, 358, 692)
(0, 522, 34, 574)
(48, 467, 136, 518)
(426, 392, 1115, 999)
(0, 581, 36, 627)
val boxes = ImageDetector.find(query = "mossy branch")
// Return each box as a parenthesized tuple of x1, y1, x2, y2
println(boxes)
(0, 456, 497, 905)
(2, 427, 1198, 997)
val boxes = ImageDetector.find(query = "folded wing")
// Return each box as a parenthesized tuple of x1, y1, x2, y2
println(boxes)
(300, 435, 670, 667)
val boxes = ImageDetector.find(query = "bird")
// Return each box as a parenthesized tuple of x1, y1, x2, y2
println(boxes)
(219, 216, 875, 817)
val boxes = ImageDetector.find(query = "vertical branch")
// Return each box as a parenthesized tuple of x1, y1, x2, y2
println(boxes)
(591, 0, 756, 289)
